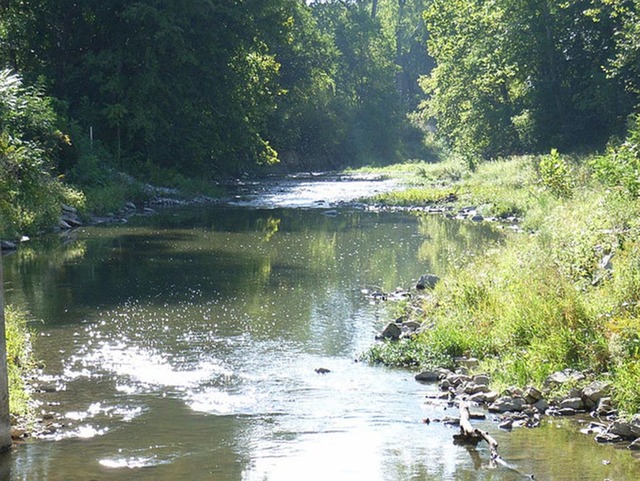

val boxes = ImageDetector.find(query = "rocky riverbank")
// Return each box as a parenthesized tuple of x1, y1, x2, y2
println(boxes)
(373, 292, 640, 455)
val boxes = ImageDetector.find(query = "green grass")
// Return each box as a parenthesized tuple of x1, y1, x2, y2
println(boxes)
(5, 305, 36, 418)
(361, 154, 640, 417)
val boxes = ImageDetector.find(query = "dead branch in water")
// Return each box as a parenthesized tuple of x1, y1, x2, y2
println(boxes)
(453, 401, 499, 460)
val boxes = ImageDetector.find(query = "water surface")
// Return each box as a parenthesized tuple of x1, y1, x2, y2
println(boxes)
(2, 179, 639, 480)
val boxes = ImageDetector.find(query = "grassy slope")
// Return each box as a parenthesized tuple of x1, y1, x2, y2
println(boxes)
(358, 155, 640, 416)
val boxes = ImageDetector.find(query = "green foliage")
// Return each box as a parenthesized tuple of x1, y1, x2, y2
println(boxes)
(538, 149, 574, 198)
(590, 115, 640, 197)
(0, 69, 84, 238)
(420, 0, 634, 160)
(5, 305, 36, 418)
(364, 154, 640, 413)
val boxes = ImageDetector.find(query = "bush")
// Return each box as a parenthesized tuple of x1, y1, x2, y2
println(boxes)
(0, 69, 84, 237)
(590, 115, 640, 197)
(538, 148, 574, 198)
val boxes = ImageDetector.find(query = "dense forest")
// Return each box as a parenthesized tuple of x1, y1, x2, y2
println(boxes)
(1, 0, 640, 237)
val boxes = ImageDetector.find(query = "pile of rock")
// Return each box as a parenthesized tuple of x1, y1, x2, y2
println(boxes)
(415, 364, 640, 451)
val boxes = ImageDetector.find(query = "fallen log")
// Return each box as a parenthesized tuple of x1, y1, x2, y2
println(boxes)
(453, 401, 499, 460)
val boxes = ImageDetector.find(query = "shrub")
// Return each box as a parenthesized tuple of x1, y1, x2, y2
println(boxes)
(590, 115, 640, 197)
(538, 148, 574, 199)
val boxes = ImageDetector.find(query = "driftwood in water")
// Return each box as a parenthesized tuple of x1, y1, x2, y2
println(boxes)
(453, 401, 499, 460)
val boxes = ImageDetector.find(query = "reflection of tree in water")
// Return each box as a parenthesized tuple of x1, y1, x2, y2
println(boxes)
(256, 216, 281, 242)
(416, 214, 504, 274)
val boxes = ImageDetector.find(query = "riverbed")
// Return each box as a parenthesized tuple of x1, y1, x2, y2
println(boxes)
(1, 176, 639, 480)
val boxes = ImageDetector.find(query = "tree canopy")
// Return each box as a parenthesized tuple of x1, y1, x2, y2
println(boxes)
(1, 0, 639, 181)
(420, 0, 639, 162)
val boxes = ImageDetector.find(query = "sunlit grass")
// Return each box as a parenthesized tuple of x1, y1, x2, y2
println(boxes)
(362, 154, 640, 416)
(5, 305, 36, 418)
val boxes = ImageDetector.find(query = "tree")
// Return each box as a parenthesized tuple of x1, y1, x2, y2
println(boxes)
(420, 0, 633, 162)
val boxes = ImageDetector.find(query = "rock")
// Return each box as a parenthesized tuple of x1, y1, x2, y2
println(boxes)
(609, 421, 634, 439)
(488, 396, 525, 413)
(0, 240, 17, 251)
(468, 391, 499, 404)
(499, 418, 514, 430)
(59, 219, 72, 230)
(557, 408, 577, 416)
(596, 397, 615, 416)
(595, 432, 623, 443)
(471, 214, 484, 222)
(630, 414, 640, 438)
(628, 438, 640, 451)
(472, 374, 491, 386)
(446, 373, 472, 387)
(454, 357, 479, 369)
(378, 322, 401, 340)
(502, 386, 524, 397)
(11, 426, 27, 439)
(400, 320, 422, 338)
(464, 382, 491, 395)
(315, 367, 330, 374)
(581, 380, 610, 405)
(544, 369, 585, 388)
(531, 398, 549, 413)
(559, 397, 584, 410)
(523, 386, 543, 404)
(125, 202, 137, 210)
(415, 371, 440, 383)
(61, 212, 83, 227)
(61, 203, 77, 214)
(416, 274, 440, 290)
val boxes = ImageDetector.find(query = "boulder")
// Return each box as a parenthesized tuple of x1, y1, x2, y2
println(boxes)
(596, 397, 615, 416)
(523, 386, 543, 404)
(609, 421, 635, 439)
(61, 203, 77, 214)
(531, 398, 549, 412)
(488, 396, 525, 413)
(628, 438, 640, 451)
(446, 373, 472, 387)
(464, 382, 491, 395)
(469, 391, 499, 404)
(472, 374, 491, 386)
(378, 322, 401, 341)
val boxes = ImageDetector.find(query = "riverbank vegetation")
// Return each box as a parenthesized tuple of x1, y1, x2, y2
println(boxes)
(360, 0, 640, 417)
(2, 0, 640, 420)
(5, 305, 36, 418)
(362, 142, 640, 416)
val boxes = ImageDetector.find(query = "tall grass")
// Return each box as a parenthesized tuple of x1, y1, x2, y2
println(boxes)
(5, 305, 36, 418)
(362, 153, 640, 416)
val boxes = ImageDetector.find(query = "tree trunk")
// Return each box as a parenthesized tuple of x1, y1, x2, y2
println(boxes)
(0, 250, 12, 450)
(371, 0, 378, 18)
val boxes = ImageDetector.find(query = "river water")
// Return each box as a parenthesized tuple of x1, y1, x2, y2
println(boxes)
(1, 176, 639, 480)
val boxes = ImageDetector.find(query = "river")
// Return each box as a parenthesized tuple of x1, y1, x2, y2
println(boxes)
(1, 175, 639, 480)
